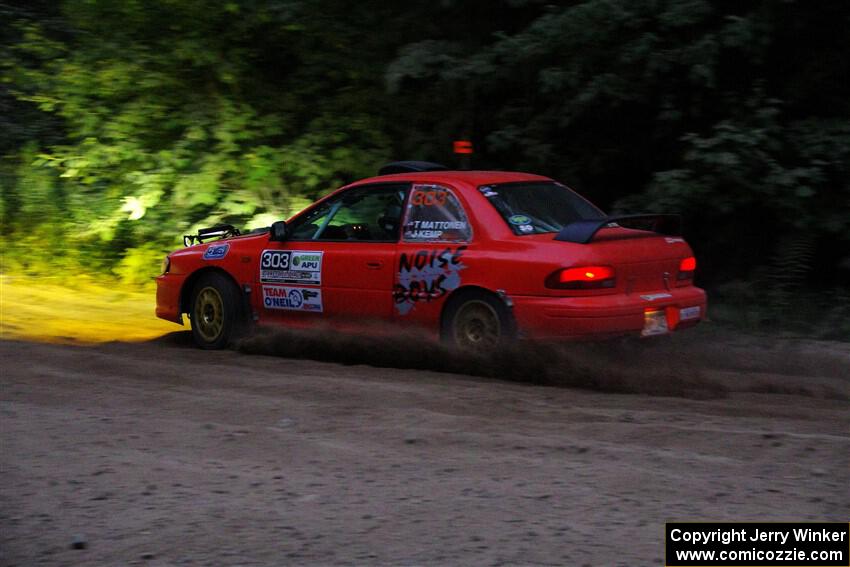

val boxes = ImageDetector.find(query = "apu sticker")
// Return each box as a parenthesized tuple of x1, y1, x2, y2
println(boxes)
(260, 250, 323, 285)
(262, 285, 323, 312)
(508, 214, 532, 225)
(203, 244, 229, 260)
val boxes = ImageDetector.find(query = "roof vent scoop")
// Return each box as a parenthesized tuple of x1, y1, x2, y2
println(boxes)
(378, 161, 448, 175)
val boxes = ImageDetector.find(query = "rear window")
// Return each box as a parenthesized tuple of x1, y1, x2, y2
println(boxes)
(402, 184, 472, 242)
(479, 182, 604, 235)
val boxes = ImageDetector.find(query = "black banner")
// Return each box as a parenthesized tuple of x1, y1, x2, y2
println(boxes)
(666, 522, 849, 566)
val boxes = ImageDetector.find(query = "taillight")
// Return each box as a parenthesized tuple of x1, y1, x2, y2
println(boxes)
(678, 256, 696, 280)
(546, 266, 616, 290)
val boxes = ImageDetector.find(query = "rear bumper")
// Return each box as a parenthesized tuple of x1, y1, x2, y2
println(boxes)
(155, 274, 185, 325)
(511, 286, 706, 340)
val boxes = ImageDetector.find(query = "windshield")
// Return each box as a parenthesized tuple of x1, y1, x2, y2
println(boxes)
(479, 182, 605, 235)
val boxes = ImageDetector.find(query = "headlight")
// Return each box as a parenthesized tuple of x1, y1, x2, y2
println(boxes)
(161, 256, 171, 274)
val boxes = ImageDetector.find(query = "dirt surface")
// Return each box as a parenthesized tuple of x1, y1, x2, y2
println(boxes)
(1, 331, 848, 566)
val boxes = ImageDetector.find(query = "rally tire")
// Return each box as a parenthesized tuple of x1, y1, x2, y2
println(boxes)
(441, 290, 515, 352)
(189, 272, 247, 350)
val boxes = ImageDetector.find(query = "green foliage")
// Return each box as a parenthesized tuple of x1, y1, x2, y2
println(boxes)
(1, 0, 392, 277)
(618, 98, 850, 283)
(711, 281, 850, 341)
(114, 244, 170, 285)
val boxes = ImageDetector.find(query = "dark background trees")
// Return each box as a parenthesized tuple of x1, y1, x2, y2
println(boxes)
(1, 0, 848, 331)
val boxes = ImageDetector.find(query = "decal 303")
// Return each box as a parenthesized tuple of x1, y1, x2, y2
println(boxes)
(260, 250, 323, 285)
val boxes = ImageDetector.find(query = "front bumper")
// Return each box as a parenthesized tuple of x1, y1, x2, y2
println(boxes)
(155, 273, 185, 324)
(511, 285, 706, 340)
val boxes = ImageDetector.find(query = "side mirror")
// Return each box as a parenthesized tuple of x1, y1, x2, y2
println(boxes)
(269, 220, 288, 242)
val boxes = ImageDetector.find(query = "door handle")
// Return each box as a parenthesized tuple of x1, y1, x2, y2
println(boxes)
(366, 260, 384, 269)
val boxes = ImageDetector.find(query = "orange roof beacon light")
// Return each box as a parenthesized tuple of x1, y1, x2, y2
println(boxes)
(453, 140, 473, 154)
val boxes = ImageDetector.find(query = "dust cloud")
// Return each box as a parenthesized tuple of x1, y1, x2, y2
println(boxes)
(236, 327, 729, 399)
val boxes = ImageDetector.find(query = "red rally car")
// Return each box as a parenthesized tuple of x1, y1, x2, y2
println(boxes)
(156, 161, 706, 350)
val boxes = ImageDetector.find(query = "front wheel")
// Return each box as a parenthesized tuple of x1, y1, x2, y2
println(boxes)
(189, 272, 246, 349)
(441, 291, 515, 352)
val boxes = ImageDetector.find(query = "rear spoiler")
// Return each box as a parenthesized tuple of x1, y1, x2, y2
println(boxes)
(554, 214, 682, 244)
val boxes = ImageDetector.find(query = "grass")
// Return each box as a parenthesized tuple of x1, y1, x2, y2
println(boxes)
(707, 284, 850, 341)
(0, 273, 178, 344)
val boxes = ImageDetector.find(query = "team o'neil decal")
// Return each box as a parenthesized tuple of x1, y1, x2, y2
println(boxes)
(202, 243, 229, 260)
(260, 250, 323, 285)
(394, 246, 467, 315)
(262, 285, 323, 312)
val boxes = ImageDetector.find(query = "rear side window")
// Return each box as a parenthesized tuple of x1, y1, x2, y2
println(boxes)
(479, 182, 604, 235)
(402, 184, 472, 242)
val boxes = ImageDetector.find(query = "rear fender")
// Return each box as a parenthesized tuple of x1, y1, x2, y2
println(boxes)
(440, 285, 516, 331)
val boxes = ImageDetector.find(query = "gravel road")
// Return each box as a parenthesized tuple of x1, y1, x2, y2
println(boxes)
(1, 332, 848, 566)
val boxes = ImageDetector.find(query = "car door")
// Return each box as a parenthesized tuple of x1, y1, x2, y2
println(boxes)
(393, 183, 474, 327)
(257, 183, 409, 326)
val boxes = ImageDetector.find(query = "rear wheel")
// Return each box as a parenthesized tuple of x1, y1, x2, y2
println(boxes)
(189, 272, 246, 349)
(442, 291, 514, 352)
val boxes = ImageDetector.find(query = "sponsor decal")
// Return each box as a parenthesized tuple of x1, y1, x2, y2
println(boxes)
(262, 285, 323, 312)
(202, 243, 229, 260)
(478, 186, 498, 198)
(640, 292, 673, 301)
(518, 224, 534, 233)
(260, 250, 323, 285)
(410, 189, 447, 207)
(665, 237, 685, 243)
(394, 246, 467, 315)
(508, 214, 532, 225)
(403, 220, 468, 241)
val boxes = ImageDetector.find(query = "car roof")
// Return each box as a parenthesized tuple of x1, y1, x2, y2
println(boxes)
(352, 170, 554, 188)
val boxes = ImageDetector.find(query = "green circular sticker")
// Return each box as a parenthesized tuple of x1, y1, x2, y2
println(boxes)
(508, 214, 531, 225)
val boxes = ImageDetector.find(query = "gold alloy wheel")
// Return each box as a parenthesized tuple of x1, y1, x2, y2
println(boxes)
(194, 286, 224, 342)
(453, 300, 501, 351)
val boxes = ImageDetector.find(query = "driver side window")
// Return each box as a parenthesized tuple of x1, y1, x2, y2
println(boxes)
(287, 184, 409, 242)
